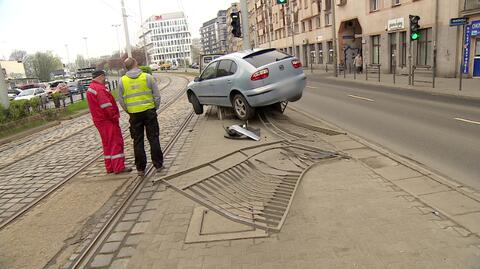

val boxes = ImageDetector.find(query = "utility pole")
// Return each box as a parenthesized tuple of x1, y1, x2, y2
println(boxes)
(289, 1, 295, 56)
(138, 0, 149, 65)
(240, 0, 251, 50)
(121, 0, 132, 58)
(0, 62, 9, 109)
(265, 0, 273, 48)
(112, 24, 122, 57)
(331, 0, 338, 77)
(65, 44, 70, 64)
(83, 37, 90, 67)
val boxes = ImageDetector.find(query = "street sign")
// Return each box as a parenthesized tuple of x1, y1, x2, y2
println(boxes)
(450, 17, 468, 27)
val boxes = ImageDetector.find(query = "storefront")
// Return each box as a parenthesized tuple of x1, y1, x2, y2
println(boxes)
(464, 20, 480, 78)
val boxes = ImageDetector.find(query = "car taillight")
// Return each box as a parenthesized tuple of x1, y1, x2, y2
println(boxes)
(251, 68, 269, 81)
(292, 59, 302, 69)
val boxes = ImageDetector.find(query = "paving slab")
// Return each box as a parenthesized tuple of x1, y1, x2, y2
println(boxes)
(374, 165, 423, 181)
(455, 213, 480, 235)
(420, 190, 480, 216)
(394, 176, 451, 196)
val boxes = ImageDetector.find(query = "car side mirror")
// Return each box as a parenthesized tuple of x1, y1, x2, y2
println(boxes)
(194, 77, 200, 82)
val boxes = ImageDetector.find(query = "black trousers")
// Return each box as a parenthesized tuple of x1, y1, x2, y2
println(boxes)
(129, 108, 164, 171)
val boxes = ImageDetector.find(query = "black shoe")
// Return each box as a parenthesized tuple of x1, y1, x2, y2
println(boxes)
(115, 167, 133, 174)
(137, 170, 145, 177)
(156, 165, 164, 174)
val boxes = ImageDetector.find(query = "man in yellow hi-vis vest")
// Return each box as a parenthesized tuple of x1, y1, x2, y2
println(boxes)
(118, 58, 163, 176)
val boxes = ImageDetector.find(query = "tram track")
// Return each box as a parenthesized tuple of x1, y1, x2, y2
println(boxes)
(0, 75, 188, 231)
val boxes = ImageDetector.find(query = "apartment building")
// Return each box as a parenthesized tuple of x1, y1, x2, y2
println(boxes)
(250, 0, 474, 77)
(141, 12, 192, 65)
(200, 10, 228, 54)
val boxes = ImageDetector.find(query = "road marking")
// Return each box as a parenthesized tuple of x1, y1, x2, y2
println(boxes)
(348, 94, 375, 102)
(306, 86, 318, 89)
(454, 117, 480, 126)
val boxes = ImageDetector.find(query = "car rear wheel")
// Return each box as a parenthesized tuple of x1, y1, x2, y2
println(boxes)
(232, 94, 255, 121)
(190, 93, 204, 115)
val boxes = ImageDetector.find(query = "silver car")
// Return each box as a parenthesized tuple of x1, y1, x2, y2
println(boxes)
(186, 48, 306, 120)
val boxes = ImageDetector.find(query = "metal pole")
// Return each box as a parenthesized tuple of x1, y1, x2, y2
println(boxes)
(0, 62, 9, 109)
(433, 0, 438, 89)
(138, 0, 149, 65)
(408, 39, 412, 85)
(290, 2, 295, 57)
(65, 44, 70, 64)
(121, 0, 133, 58)
(83, 37, 90, 67)
(331, 0, 338, 77)
(266, 0, 273, 48)
(240, 0, 251, 50)
(112, 24, 122, 56)
(460, 24, 465, 91)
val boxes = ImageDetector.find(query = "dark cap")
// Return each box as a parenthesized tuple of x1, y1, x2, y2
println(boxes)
(92, 70, 105, 79)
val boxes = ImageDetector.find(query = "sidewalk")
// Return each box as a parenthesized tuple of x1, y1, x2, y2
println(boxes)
(102, 109, 480, 269)
(306, 69, 480, 101)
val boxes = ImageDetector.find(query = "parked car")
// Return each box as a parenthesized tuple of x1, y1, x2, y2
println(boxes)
(149, 63, 160, 71)
(186, 48, 306, 120)
(191, 63, 199, 69)
(7, 88, 22, 100)
(67, 82, 79, 94)
(46, 80, 66, 98)
(171, 65, 178, 70)
(14, 88, 48, 102)
(160, 62, 171, 70)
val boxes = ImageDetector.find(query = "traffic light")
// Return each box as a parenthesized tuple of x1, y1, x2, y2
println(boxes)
(277, 0, 288, 4)
(409, 15, 421, 41)
(231, 12, 241, 38)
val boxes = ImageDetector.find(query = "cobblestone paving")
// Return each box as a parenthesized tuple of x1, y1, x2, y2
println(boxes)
(0, 75, 180, 226)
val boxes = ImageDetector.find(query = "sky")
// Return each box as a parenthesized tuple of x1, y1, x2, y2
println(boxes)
(0, 0, 237, 63)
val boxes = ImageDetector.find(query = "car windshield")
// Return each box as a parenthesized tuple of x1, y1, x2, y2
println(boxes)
(243, 49, 292, 68)
(18, 89, 35, 96)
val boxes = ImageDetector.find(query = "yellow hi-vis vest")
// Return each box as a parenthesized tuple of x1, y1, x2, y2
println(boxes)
(122, 73, 155, 113)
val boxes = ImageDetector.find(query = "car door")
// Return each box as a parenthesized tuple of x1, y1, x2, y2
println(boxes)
(212, 60, 238, 107)
(195, 61, 218, 104)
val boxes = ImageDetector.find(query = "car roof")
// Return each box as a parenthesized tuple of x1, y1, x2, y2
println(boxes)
(218, 48, 276, 61)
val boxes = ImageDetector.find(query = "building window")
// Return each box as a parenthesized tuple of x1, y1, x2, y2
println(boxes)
(318, 43, 323, 64)
(392, 0, 400, 6)
(371, 0, 380, 11)
(325, 12, 332, 26)
(308, 19, 313, 31)
(371, 35, 380, 64)
(399, 31, 407, 67)
(302, 21, 306, 33)
(316, 16, 321, 28)
(327, 41, 333, 64)
(417, 28, 433, 66)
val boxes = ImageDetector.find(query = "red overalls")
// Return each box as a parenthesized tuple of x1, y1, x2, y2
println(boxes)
(87, 80, 126, 173)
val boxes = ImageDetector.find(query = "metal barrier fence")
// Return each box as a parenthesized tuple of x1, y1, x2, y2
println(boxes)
(366, 64, 381, 82)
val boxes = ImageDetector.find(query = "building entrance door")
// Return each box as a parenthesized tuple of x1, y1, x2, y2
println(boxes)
(389, 33, 397, 73)
(474, 38, 480, 78)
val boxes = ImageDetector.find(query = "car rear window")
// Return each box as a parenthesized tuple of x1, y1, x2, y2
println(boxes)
(243, 49, 292, 68)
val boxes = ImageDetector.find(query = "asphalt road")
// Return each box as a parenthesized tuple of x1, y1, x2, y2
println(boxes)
(292, 75, 480, 191)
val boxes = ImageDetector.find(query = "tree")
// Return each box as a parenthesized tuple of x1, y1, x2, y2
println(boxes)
(9, 50, 27, 61)
(75, 55, 89, 69)
(24, 51, 63, 81)
(120, 47, 146, 66)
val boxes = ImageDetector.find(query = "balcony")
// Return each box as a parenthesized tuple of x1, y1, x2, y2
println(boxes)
(462, 0, 480, 15)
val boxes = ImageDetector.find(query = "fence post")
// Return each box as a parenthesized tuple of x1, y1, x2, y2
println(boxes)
(325, 64, 328, 73)
(343, 65, 346, 78)
(69, 92, 74, 104)
(412, 66, 415, 86)
(354, 65, 356, 80)
(378, 65, 381, 82)
(366, 65, 368, 81)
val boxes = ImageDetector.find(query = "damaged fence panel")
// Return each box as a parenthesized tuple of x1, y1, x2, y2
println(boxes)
(153, 141, 338, 232)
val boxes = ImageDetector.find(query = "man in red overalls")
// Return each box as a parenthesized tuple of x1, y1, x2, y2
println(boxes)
(87, 70, 132, 174)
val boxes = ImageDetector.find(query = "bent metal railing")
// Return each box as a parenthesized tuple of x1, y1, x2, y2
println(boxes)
(153, 140, 338, 232)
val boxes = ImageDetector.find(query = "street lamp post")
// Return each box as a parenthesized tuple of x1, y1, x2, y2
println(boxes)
(138, 0, 149, 65)
(240, 0, 251, 50)
(331, 0, 338, 77)
(112, 24, 122, 57)
(83, 37, 90, 67)
(121, 0, 133, 58)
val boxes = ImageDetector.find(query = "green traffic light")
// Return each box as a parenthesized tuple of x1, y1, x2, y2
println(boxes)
(411, 32, 420, 40)
(277, 0, 288, 4)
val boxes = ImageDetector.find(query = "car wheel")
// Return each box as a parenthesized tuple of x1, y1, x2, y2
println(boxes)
(271, 101, 288, 114)
(232, 94, 255, 121)
(190, 93, 204, 115)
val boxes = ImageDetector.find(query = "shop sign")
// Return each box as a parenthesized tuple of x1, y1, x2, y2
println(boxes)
(387, 18, 405, 31)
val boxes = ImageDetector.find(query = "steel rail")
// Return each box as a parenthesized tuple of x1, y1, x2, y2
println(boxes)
(0, 75, 185, 231)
